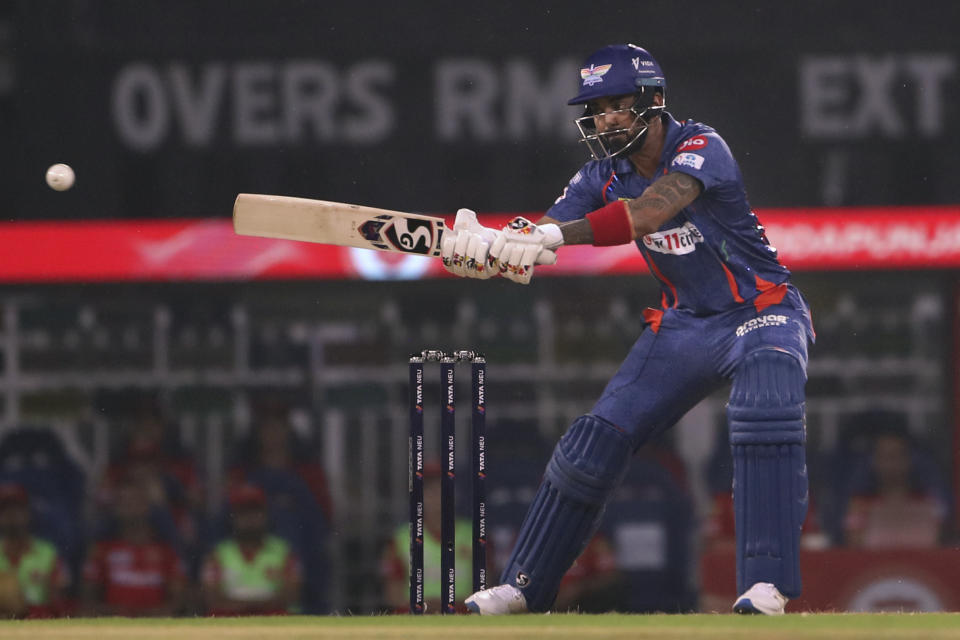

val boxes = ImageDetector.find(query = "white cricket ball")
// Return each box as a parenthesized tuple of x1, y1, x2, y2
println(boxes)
(45, 163, 75, 191)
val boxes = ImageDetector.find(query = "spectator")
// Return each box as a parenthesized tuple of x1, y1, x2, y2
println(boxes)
(81, 481, 186, 617)
(380, 462, 474, 613)
(97, 407, 202, 555)
(201, 484, 301, 616)
(226, 398, 330, 613)
(0, 428, 86, 577)
(844, 429, 947, 549)
(0, 484, 68, 618)
(229, 400, 332, 520)
(125, 402, 200, 497)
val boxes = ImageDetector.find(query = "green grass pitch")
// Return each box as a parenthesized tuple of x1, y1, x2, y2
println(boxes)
(2, 613, 960, 639)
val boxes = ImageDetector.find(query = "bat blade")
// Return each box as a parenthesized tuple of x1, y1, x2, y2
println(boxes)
(233, 194, 447, 256)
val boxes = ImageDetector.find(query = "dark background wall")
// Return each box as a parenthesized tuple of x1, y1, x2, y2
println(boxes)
(3, 1, 959, 221)
(0, 3, 958, 614)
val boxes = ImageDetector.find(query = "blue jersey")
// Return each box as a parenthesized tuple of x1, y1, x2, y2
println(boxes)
(547, 113, 790, 316)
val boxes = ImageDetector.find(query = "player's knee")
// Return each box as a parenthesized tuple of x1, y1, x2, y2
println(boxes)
(545, 414, 632, 504)
(727, 349, 806, 446)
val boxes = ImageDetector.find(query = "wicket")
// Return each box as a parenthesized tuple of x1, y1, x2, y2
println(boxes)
(408, 349, 487, 615)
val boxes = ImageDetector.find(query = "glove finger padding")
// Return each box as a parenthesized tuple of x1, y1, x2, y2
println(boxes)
(450, 231, 471, 276)
(520, 243, 540, 273)
(536, 248, 558, 266)
(441, 227, 473, 278)
(510, 244, 540, 284)
(453, 208, 479, 231)
(489, 232, 508, 261)
(497, 242, 520, 277)
(464, 234, 481, 277)
(440, 233, 458, 275)
(499, 242, 530, 284)
(464, 234, 492, 279)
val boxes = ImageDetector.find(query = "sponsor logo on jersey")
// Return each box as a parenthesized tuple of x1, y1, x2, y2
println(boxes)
(676, 135, 708, 153)
(735, 314, 789, 337)
(642, 222, 704, 255)
(580, 63, 612, 86)
(672, 152, 705, 170)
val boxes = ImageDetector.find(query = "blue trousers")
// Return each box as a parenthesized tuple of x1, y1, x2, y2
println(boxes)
(592, 286, 813, 449)
(500, 285, 814, 609)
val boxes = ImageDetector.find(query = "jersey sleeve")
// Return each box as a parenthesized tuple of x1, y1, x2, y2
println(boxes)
(666, 132, 739, 193)
(545, 167, 605, 222)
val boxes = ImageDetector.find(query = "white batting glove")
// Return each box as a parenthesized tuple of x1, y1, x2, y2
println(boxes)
(440, 209, 501, 279)
(489, 217, 563, 285)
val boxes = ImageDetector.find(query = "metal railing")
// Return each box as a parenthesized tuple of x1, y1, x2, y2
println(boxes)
(0, 281, 948, 612)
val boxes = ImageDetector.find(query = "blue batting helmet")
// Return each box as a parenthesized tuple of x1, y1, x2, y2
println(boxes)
(568, 44, 666, 105)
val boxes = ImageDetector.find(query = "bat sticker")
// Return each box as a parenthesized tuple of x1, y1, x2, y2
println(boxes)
(381, 217, 435, 254)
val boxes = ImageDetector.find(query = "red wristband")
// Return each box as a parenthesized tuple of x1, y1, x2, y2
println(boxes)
(586, 200, 633, 246)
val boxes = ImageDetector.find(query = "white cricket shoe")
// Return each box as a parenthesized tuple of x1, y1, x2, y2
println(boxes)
(464, 584, 528, 615)
(733, 582, 788, 615)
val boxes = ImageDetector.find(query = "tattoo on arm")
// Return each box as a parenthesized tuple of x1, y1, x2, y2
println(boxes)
(551, 172, 701, 247)
(539, 215, 595, 246)
(557, 218, 594, 246)
(627, 172, 702, 237)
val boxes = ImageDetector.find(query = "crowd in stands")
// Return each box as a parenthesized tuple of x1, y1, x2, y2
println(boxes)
(703, 410, 952, 553)
(0, 402, 952, 617)
(0, 394, 331, 618)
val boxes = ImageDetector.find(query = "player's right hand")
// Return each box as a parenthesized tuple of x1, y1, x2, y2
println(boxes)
(488, 217, 562, 285)
(441, 209, 500, 279)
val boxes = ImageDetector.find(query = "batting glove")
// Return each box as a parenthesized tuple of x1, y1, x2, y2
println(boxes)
(440, 209, 501, 279)
(489, 217, 562, 285)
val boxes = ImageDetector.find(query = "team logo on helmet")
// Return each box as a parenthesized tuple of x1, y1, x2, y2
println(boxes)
(580, 63, 612, 86)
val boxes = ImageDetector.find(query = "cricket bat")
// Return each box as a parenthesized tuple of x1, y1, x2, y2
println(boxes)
(234, 193, 448, 256)
(233, 193, 557, 264)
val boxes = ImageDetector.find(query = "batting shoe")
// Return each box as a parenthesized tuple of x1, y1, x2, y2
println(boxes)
(733, 582, 788, 615)
(464, 584, 528, 615)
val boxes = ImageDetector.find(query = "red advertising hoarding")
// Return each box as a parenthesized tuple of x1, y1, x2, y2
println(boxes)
(1, 207, 959, 283)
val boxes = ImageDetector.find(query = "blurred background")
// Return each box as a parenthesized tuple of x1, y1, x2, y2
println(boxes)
(0, 0, 958, 617)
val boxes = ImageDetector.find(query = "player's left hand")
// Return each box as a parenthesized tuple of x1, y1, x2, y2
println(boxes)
(440, 209, 501, 279)
(489, 217, 563, 285)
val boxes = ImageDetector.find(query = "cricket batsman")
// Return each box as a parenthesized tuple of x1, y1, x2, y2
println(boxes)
(440, 44, 815, 615)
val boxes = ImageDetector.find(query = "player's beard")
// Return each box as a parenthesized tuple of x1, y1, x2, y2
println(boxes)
(607, 131, 630, 145)
(600, 112, 646, 156)
(607, 128, 641, 157)
(595, 127, 630, 157)
(614, 112, 659, 157)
